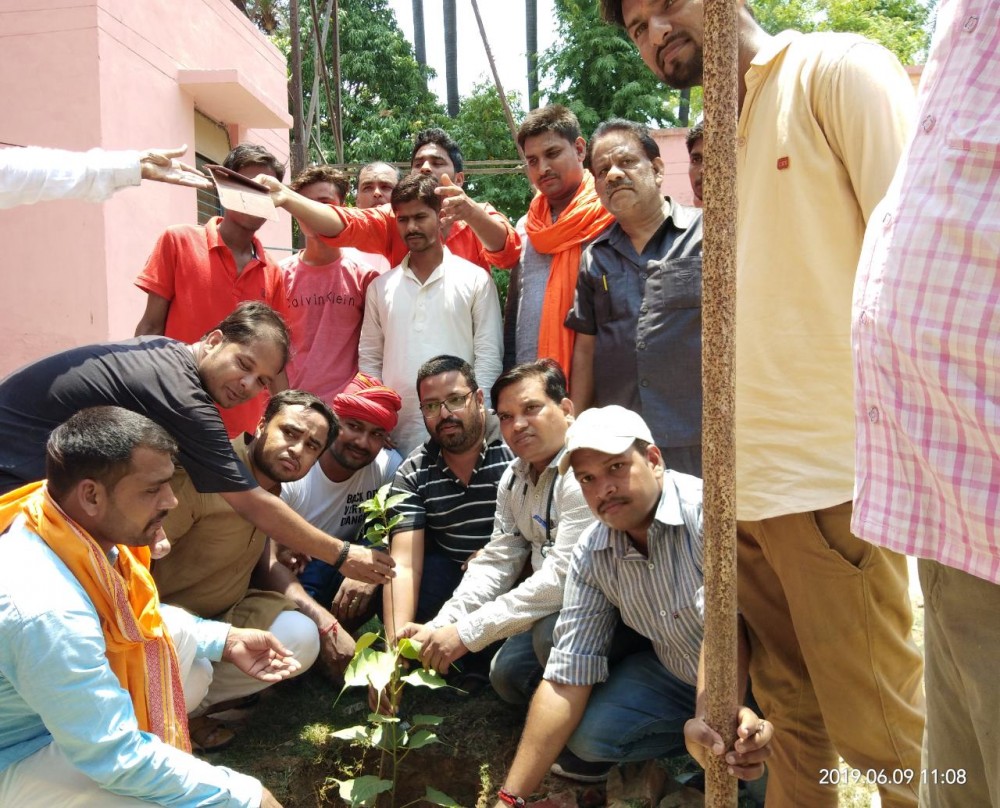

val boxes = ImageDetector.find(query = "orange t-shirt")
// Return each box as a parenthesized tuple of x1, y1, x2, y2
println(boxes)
(320, 202, 521, 271)
(135, 217, 289, 437)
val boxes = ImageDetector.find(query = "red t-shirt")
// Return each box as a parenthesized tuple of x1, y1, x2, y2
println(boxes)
(135, 217, 289, 436)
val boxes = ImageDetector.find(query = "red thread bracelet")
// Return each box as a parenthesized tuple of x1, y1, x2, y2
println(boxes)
(497, 788, 526, 807)
(318, 622, 338, 638)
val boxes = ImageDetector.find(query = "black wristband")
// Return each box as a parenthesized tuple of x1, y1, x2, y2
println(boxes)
(331, 540, 351, 571)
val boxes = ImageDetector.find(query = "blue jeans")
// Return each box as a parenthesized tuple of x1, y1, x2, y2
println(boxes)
(299, 559, 344, 607)
(567, 650, 695, 763)
(490, 613, 559, 705)
(302, 549, 464, 623)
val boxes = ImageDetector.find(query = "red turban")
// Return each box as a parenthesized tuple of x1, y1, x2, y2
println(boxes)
(332, 372, 402, 433)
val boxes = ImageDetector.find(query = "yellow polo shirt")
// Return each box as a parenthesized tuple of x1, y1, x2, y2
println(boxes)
(734, 31, 914, 520)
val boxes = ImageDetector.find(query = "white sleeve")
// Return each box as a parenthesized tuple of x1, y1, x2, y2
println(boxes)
(0, 147, 142, 209)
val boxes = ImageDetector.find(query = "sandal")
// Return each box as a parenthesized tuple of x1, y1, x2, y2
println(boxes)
(189, 716, 236, 753)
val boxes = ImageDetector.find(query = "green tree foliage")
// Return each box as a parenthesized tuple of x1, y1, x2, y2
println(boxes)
(539, 0, 688, 134)
(301, 0, 445, 165)
(751, 0, 934, 64)
(449, 82, 533, 223)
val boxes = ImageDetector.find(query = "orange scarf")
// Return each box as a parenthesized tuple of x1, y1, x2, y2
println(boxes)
(0, 482, 190, 751)
(526, 170, 614, 381)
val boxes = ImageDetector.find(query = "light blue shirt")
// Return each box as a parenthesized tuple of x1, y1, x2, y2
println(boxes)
(0, 514, 262, 807)
(545, 471, 705, 687)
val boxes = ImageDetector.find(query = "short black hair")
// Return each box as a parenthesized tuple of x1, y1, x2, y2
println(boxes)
(685, 121, 704, 154)
(416, 355, 477, 398)
(261, 390, 339, 452)
(209, 301, 291, 371)
(588, 118, 661, 164)
(411, 128, 464, 174)
(224, 143, 286, 181)
(46, 406, 177, 501)
(290, 165, 349, 201)
(491, 359, 567, 412)
(390, 173, 441, 213)
(517, 105, 582, 151)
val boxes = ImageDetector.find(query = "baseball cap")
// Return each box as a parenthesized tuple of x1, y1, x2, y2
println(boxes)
(558, 405, 654, 474)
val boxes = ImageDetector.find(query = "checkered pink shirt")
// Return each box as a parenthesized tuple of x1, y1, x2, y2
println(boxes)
(852, 0, 1000, 584)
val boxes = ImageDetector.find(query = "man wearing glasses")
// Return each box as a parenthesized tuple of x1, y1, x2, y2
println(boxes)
(397, 360, 594, 716)
(381, 355, 513, 664)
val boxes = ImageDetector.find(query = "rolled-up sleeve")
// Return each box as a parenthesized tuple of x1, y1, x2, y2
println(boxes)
(543, 528, 618, 686)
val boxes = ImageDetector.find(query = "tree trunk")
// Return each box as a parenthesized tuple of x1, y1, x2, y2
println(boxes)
(525, 0, 539, 109)
(679, 87, 691, 127)
(411, 0, 427, 67)
(443, 0, 459, 117)
(288, 0, 307, 176)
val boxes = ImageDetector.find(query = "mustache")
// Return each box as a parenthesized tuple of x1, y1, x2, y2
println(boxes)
(657, 32, 689, 65)
(147, 510, 170, 527)
(607, 181, 634, 193)
(436, 416, 463, 433)
(598, 497, 629, 515)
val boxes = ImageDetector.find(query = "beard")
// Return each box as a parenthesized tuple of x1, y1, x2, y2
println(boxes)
(435, 414, 484, 453)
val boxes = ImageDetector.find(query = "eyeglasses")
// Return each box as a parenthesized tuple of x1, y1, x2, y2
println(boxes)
(419, 390, 475, 417)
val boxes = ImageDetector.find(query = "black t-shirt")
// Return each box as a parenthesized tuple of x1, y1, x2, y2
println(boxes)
(0, 337, 257, 495)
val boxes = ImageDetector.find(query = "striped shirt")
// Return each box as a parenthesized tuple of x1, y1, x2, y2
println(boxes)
(426, 448, 595, 651)
(852, 0, 1000, 585)
(389, 414, 513, 563)
(545, 471, 704, 687)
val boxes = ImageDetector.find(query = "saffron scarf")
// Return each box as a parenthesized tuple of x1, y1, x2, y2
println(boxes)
(0, 482, 190, 751)
(526, 170, 614, 380)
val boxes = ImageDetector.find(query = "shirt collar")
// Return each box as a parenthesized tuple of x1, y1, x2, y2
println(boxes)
(597, 196, 698, 248)
(400, 247, 450, 284)
(206, 215, 265, 263)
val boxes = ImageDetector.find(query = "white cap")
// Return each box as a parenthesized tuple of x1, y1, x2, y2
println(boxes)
(558, 405, 654, 474)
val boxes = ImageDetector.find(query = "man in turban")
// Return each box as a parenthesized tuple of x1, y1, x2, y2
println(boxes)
(280, 373, 405, 633)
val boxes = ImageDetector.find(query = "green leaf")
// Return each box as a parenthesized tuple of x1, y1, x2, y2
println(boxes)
(402, 668, 448, 689)
(386, 514, 404, 529)
(354, 632, 380, 654)
(373, 722, 406, 752)
(330, 725, 370, 742)
(367, 712, 401, 724)
(410, 714, 444, 727)
(384, 493, 409, 510)
(397, 637, 422, 661)
(343, 646, 395, 691)
(336, 776, 393, 807)
(424, 786, 463, 807)
(407, 728, 439, 749)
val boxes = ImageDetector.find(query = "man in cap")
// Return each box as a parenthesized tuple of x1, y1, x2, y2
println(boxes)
(280, 373, 404, 633)
(493, 406, 768, 804)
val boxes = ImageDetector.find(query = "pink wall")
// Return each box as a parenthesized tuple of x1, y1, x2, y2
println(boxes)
(0, 0, 293, 377)
(652, 127, 697, 207)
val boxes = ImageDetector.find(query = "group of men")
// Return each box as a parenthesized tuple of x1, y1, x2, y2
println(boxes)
(1, 0, 997, 805)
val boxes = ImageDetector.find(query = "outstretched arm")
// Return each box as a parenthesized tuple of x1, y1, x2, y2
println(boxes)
(257, 174, 348, 237)
(220, 486, 394, 584)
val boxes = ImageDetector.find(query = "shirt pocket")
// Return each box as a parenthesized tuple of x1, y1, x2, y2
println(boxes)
(651, 256, 702, 310)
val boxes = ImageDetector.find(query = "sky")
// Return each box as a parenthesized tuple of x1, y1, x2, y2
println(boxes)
(385, 0, 559, 108)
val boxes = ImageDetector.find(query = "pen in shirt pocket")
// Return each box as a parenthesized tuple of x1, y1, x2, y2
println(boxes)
(601, 270, 608, 291)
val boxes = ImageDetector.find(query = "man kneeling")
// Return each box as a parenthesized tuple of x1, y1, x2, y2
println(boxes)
(153, 391, 353, 750)
(0, 407, 295, 806)
(493, 407, 769, 806)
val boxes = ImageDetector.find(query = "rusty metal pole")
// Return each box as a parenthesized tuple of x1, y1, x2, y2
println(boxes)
(701, 0, 740, 806)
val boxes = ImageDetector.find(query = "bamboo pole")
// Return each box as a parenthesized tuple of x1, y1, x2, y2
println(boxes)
(303, 0, 334, 140)
(701, 0, 740, 806)
(469, 0, 525, 162)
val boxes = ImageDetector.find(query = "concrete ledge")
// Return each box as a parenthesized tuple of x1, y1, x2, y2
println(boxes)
(178, 67, 292, 130)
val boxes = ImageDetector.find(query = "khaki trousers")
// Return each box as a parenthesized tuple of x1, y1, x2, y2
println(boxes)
(919, 559, 1000, 808)
(737, 501, 924, 808)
